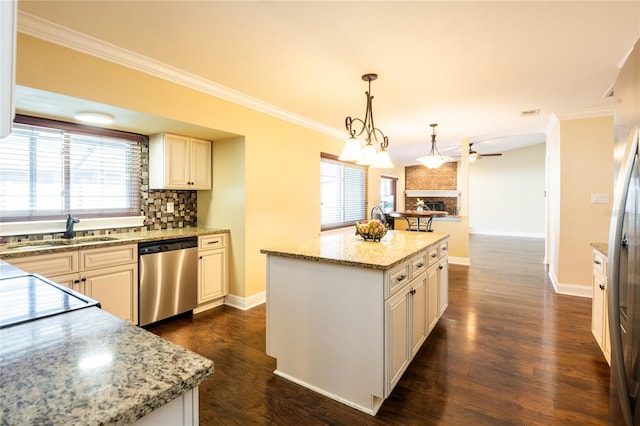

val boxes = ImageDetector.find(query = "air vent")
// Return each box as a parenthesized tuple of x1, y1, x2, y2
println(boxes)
(520, 109, 540, 117)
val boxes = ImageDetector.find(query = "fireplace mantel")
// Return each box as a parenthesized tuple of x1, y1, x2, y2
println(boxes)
(405, 190, 460, 198)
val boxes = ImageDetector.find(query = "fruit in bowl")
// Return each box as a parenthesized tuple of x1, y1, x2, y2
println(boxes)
(355, 219, 388, 241)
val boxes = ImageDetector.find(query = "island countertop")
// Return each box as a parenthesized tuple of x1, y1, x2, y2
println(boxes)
(0, 305, 213, 425)
(261, 229, 449, 270)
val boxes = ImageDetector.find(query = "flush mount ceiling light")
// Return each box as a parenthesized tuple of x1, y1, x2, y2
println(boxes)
(339, 73, 393, 169)
(416, 123, 452, 169)
(74, 112, 114, 125)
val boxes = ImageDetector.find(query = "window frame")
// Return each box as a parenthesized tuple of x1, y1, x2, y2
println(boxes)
(0, 115, 144, 222)
(320, 152, 368, 231)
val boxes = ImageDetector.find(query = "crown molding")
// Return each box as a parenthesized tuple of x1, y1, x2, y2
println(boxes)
(17, 11, 343, 139)
(554, 103, 615, 121)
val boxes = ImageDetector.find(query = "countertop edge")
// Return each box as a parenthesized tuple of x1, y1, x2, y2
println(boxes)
(261, 231, 449, 271)
(0, 227, 229, 259)
(591, 242, 608, 257)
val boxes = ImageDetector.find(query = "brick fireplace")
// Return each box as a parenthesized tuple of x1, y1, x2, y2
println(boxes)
(405, 163, 459, 215)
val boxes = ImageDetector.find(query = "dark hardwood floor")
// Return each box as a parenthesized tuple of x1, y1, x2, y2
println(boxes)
(147, 234, 610, 425)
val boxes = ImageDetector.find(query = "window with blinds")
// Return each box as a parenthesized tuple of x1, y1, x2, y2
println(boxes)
(321, 153, 368, 231)
(0, 118, 142, 221)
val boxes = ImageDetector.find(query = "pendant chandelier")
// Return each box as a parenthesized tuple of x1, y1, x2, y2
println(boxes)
(416, 123, 452, 169)
(339, 73, 393, 169)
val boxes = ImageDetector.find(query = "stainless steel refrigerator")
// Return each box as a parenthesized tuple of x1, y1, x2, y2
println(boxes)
(609, 37, 640, 426)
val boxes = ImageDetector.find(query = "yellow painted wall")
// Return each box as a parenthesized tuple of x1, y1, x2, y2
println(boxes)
(548, 115, 614, 290)
(16, 34, 424, 300)
(16, 34, 347, 300)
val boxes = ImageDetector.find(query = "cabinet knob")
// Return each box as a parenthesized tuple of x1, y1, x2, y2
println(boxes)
(199, 256, 203, 259)
(439, 265, 443, 270)
(599, 284, 605, 290)
(81, 277, 86, 282)
(416, 263, 424, 268)
(397, 274, 406, 282)
(410, 289, 416, 295)
(73, 279, 80, 284)
(594, 260, 601, 265)
(431, 253, 437, 258)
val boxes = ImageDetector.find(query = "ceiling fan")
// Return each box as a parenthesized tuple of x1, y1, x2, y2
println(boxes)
(468, 143, 502, 162)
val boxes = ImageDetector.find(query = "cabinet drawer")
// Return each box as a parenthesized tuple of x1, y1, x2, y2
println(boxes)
(427, 248, 439, 266)
(411, 252, 428, 277)
(386, 261, 411, 298)
(439, 241, 448, 257)
(80, 244, 137, 270)
(199, 234, 226, 251)
(592, 249, 606, 276)
(8, 251, 79, 277)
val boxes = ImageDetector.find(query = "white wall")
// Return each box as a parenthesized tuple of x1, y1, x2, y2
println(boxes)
(468, 143, 546, 237)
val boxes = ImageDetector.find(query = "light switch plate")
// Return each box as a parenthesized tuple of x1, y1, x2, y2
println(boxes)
(591, 193, 609, 204)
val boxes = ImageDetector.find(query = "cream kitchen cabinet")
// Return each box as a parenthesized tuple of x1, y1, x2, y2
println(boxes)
(149, 133, 212, 190)
(438, 241, 449, 316)
(7, 244, 138, 324)
(385, 263, 428, 392)
(194, 234, 228, 313)
(591, 248, 610, 365)
(265, 232, 450, 415)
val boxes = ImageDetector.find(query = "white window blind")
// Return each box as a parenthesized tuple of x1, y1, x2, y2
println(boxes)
(0, 121, 141, 221)
(321, 154, 367, 230)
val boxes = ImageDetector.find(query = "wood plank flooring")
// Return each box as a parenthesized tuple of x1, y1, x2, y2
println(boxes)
(147, 234, 610, 425)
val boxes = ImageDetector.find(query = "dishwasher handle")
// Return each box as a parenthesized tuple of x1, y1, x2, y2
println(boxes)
(138, 237, 198, 255)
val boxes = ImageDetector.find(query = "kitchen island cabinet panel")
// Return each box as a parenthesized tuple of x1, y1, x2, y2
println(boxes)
(267, 255, 385, 414)
(263, 229, 449, 415)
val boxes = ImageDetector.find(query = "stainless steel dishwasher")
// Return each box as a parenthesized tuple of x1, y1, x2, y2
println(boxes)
(138, 237, 198, 326)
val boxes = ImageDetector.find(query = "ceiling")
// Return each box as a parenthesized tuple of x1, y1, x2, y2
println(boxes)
(15, 1, 640, 166)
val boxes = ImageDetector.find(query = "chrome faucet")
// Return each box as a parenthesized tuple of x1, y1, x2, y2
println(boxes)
(63, 214, 80, 239)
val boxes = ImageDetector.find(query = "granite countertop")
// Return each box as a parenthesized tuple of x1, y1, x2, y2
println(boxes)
(0, 307, 213, 425)
(261, 229, 449, 271)
(0, 226, 228, 259)
(591, 242, 608, 257)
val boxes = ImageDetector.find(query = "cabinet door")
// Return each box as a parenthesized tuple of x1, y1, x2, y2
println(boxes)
(198, 248, 227, 303)
(189, 138, 212, 189)
(410, 273, 427, 357)
(165, 134, 191, 188)
(385, 286, 410, 393)
(438, 256, 449, 316)
(84, 263, 138, 324)
(591, 271, 606, 351)
(52, 273, 83, 293)
(427, 264, 439, 332)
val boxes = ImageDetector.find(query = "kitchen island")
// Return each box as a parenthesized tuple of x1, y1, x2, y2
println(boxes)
(261, 229, 449, 415)
(0, 260, 213, 425)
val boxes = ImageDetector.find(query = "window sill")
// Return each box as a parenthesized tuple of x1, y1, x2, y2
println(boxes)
(0, 216, 146, 237)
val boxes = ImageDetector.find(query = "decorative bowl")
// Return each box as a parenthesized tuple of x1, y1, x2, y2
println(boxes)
(355, 220, 388, 241)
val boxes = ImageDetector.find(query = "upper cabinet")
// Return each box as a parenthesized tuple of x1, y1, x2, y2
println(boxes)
(149, 133, 212, 190)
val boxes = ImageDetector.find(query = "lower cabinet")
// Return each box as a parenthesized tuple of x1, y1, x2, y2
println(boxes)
(7, 244, 138, 324)
(385, 243, 448, 394)
(195, 234, 229, 313)
(591, 248, 610, 365)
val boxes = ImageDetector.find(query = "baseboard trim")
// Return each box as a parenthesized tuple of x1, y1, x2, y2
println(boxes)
(548, 270, 591, 298)
(448, 257, 470, 266)
(225, 291, 266, 311)
(470, 230, 545, 239)
(193, 298, 224, 314)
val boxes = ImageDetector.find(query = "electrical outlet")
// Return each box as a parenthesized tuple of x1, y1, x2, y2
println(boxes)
(166, 202, 174, 213)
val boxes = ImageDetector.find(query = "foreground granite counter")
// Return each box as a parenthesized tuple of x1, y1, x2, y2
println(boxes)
(261, 229, 448, 270)
(0, 306, 213, 425)
(0, 226, 229, 260)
